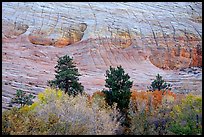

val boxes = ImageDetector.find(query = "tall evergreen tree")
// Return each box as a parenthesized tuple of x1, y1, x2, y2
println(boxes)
(48, 55, 84, 96)
(102, 65, 133, 111)
(102, 66, 133, 134)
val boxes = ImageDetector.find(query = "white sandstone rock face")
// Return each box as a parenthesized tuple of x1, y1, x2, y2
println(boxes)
(2, 2, 202, 110)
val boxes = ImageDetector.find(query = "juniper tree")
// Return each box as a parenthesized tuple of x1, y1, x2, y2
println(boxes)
(48, 55, 84, 96)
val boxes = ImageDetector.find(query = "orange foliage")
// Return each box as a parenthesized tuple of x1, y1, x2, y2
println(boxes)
(131, 90, 177, 111)
(92, 91, 105, 98)
(89, 90, 178, 113)
(131, 90, 149, 101)
(87, 91, 105, 105)
(87, 95, 93, 105)
(163, 90, 177, 99)
(152, 90, 163, 108)
(131, 90, 150, 112)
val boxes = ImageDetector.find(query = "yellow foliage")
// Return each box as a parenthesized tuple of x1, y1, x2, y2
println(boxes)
(169, 111, 174, 118)
(37, 88, 64, 104)
(29, 102, 39, 110)
(19, 102, 39, 113)
(19, 105, 30, 113)
(57, 90, 63, 98)
(38, 92, 46, 103)
(4, 87, 202, 135)
(3, 88, 120, 135)
(174, 105, 181, 113)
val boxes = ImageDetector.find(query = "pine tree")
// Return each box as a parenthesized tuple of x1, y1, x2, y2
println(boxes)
(103, 66, 133, 111)
(10, 89, 35, 107)
(147, 74, 172, 92)
(102, 66, 133, 134)
(48, 55, 84, 96)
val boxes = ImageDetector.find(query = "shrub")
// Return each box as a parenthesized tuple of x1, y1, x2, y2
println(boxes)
(128, 107, 157, 135)
(48, 55, 84, 96)
(10, 89, 35, 107)
(129, 90, 179, 135)
(89, 91, 106, 108)
(3, 88, 201, 135)
(35, 88, 120, 135)
(3, 88, 120, 135)
(129, 90, 202, 135)
(147, 74, 172, 92)
(2, 107, 48, 135)
(168, 94, 202, 135)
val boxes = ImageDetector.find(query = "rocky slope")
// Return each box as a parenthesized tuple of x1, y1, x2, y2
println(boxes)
(2, 2, 202, 110)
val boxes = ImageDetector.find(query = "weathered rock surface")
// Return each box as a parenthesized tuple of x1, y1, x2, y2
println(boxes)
(2, 2, 202, 110)
(28, 23, 87, 47)
(2, 20, 29, 39)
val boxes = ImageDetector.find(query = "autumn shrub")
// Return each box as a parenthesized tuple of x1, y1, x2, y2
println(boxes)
(129, 90, 202, 135)
(2, 88, 121, 135)
(168, 94, 202, 135)
(3, 88, 201, 135)
(129, 90, 180, 135)
(89, 91, 106, 108)
(130, 91, 150, 112)
(2, 107, 48, 135)
(36, 88, 120, 135)
(130, 90, 176, 112)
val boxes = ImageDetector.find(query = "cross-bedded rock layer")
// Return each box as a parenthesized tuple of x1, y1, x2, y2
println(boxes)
(2, 2, 202, 110)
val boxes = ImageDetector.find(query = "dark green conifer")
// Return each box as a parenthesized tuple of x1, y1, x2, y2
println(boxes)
(48, 55, 84, 96)
(147, 74, 172, 92)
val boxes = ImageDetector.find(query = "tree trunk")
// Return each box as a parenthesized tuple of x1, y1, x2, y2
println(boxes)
(65, 82, 68, 94)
